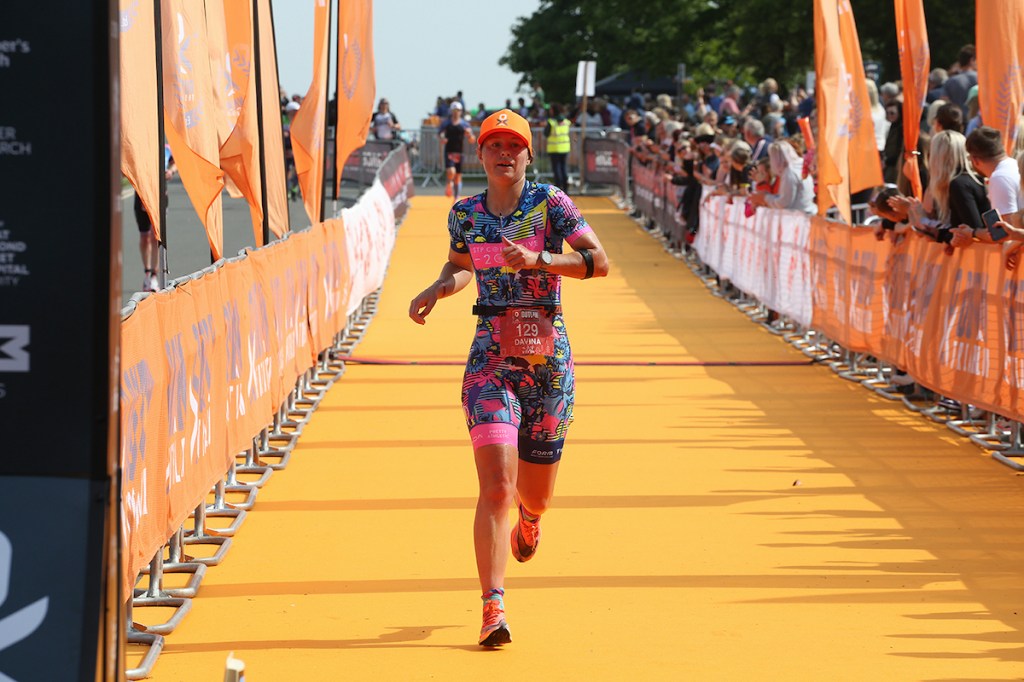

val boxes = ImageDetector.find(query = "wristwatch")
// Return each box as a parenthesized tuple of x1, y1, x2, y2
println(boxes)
(538, 250, 553, 268)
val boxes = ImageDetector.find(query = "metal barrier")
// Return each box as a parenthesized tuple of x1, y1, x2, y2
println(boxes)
(121, 144, 412, 679)
(626, 180, 1024, 475)
(410, 124, 626, 188)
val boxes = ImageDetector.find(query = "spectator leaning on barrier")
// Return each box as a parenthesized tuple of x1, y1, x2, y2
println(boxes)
(967, 126, 1022, 221)
(749, 140, 815, 213)
(891, 130, 990, 250)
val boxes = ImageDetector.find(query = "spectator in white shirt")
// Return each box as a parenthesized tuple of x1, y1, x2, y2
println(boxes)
(966, 126, 1021, 217)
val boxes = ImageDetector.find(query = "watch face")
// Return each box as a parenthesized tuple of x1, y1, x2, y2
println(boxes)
(540, 250, 553, 266)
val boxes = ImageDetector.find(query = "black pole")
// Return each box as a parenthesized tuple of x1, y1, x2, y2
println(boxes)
(252, 0, 271, 245)
(266, 0, 289, 232)
(155, 0, 168, 285)
(331, 0, 340, 203)
(319, 0, 334, 223)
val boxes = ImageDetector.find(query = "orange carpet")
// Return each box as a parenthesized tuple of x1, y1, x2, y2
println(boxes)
(140, 195, 1024, 681)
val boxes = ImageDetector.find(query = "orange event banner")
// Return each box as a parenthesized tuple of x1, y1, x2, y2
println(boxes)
(335, 0, 375, 193)
(292, 0, 332, 225)
(809, 219, 1024, 422)
(120, 0, 162, 240)
(894, 0, 929, 200)
(808, 217, 890, 357)
(977, 0, 1024, 153)
(162, 0, 226, 259)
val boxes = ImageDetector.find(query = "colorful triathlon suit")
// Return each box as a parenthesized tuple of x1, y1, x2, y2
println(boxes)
(448, 181, 593, 463)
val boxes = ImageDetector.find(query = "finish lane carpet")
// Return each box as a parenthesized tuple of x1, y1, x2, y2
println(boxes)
(144, 195, 1024, 681)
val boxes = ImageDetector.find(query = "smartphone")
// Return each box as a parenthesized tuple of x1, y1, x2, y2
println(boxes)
(983, 209, 1008, 241)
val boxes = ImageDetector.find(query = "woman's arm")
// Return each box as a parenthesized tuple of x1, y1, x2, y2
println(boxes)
(409, 250, 474, 324)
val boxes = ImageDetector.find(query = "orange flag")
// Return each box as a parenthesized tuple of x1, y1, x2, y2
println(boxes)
(219, 0, 266, 245)
(838, 2, 882, 196)
(977, 1, 1024, 153)
(814, 0, 851, 223)
(162, 0, 226, 259)
(894, 0, 929, 200)
(335, 0, 376, 193)
(291, 0, 332, 225)
(120, 0, 162, 240)
(256, 0, 289, 238)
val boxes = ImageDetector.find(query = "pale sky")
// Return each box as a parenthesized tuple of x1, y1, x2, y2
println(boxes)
(272, 0, 541, 126)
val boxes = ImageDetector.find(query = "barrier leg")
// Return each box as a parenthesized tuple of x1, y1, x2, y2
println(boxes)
(125, 599, 165, 681)
(991, 422, 1024, 469)
(182, 501, 232, 567)
(131, 550, 193, 635)
(969, 413, 1014, 451)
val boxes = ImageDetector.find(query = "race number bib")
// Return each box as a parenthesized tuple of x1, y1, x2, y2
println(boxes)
(447, 152, 462, 163)
(500, 308, 555, 357)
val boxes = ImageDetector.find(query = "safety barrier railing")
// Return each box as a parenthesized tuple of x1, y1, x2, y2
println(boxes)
(120, 144, 414, 679)
(626, 175, 1024, 473)
(408, 125, 627, 189)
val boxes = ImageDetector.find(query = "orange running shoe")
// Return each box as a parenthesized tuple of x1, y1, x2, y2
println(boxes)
(479, 589, 511, 646)
(511, 504, 541, 562)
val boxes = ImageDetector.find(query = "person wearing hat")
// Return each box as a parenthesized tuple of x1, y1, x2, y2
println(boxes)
(409, 109, 608, 647)
(439, 101, 475, 199)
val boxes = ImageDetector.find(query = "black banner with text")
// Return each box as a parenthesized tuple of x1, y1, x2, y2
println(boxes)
(0, 3, 121, 679)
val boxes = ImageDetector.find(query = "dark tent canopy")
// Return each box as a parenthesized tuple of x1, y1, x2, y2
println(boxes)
(593, 70, 677, 97)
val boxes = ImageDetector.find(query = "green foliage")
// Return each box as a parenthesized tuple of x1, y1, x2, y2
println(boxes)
(501, 0, 976, 100)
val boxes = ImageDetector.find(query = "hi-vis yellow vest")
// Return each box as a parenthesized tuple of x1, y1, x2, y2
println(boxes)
(547, 119, 570, 154)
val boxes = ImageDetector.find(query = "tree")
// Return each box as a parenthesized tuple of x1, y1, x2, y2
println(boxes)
(501, 0, 977, 101)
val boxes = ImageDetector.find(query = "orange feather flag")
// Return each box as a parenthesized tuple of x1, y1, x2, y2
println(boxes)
(162, 0, 225, 259)
(894, 0, 929, 200)
(814, 0, 851, 223)
(120, 0, 162, 240)
(977, 1, 1024, 154)
(291, 0, 331, 225)
(335, 0, 376, 194)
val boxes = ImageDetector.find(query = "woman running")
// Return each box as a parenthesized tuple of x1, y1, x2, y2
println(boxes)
(409, 109, 608, 646)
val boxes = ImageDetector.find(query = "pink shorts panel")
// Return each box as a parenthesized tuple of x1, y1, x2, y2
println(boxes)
(470, 422, 519, 448)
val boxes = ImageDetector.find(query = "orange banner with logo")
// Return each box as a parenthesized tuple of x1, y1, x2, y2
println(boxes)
(120, 0, 162, 240)
(977, 1, 1024, 153)
(813, 0, 851, 224)
(120, 299, 169, 601)
(808, 217, 890, 356)
(335, 0, 375, 193)
(804, 217, 1024, 422)
(256, 0, 289, 238)
(292, 0, 332, 225)
(894, 0, 929, 199)
(162, 0, 226, 259)
(215, 0, 266, 244)
(838, 2, 882, 196)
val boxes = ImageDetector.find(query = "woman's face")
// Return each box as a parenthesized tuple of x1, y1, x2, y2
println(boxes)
(478, 132, 531, 184)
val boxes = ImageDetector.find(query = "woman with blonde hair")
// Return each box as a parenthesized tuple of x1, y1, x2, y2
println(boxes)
(893, 130, 989, 245)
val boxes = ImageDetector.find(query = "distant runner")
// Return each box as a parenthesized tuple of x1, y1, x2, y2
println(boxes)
(410, 109, 608, 646)
(439, 102, 475, 201)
